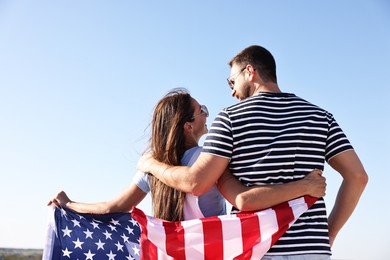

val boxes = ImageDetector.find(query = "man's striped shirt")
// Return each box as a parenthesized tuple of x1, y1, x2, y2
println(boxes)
(202, 92, 353, 256)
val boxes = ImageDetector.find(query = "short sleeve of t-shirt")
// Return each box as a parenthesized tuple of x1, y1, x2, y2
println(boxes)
(202, 110, 233, 158)
(181, 146, 202, 166)
(132, 170, 150, 193)
(325, 113, 353, 161)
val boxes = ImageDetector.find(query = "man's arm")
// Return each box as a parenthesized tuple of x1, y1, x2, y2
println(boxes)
(138, 152, 230, 195)
(217, 169, 326, 211)
(327, 149, 368, 246)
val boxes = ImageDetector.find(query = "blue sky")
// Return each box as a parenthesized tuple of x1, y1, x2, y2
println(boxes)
(0, 1, 389, 259)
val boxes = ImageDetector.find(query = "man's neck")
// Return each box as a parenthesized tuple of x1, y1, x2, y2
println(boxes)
(253, 82, 281, 94)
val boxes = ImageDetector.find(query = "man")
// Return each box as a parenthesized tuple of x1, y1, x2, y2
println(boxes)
(138, 45, 368, 259)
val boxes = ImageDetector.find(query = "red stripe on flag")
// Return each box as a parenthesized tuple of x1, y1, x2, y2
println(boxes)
(304, 196, 317, 208)
(131, 208, 158, 260)
(271, 201, 294, 246)
(163, 221, 186, 259)
(234, 213, 261, 259)
(202, 216, 224, 260)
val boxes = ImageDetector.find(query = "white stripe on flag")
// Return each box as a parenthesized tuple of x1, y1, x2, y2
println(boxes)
(259, 208, 278, 240)
(288, 197, 309, 228)
(220, 214, 243, 259)
(252, 207, 278, 258)
(146, 216, 168, 259)
(182, 218, 205, 259)
(42, 206, 56, 260)
(157, 249, 174, 260)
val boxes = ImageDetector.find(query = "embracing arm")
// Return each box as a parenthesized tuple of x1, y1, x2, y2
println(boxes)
(217, 169, 326, 211)
(138, 152, 229, 195)
(48, 183, 147, 214)
(327, 149, 368, 246)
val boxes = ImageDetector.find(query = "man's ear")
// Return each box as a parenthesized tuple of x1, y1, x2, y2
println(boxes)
(247, 64, 256, 80)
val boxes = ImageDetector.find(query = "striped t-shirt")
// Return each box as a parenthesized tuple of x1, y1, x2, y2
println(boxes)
(202, 92, 353, 256)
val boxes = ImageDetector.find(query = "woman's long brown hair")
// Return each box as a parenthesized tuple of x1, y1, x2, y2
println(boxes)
(148, 89, 194, 221)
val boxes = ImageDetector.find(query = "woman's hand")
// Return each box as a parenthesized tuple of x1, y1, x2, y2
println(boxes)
(47, 191, 72, 208)
(137, 152, 155, 174)
(302, 169, 326, 198)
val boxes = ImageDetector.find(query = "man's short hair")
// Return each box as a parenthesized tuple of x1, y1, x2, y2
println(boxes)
(229, 45, 277, 83)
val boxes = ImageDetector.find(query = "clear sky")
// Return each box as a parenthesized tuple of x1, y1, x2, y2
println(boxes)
(0, 1, 389, 259)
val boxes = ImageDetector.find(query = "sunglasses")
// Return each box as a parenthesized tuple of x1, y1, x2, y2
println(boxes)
(227, 67, 246, 89)
(191, 105, 209, 120)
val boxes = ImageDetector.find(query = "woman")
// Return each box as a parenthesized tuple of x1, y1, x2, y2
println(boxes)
(49, 89, 326, 221)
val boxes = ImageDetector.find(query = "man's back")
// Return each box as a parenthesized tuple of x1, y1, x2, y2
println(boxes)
(203, 92, 353, 255)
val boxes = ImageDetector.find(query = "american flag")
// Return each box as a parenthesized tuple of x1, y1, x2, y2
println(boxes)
(43, 196, 316, 260)
(43, 206, 142, 259)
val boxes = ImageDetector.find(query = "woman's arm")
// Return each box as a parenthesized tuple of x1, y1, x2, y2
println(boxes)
(48, 183, 147, 214)
(216, 169, 326, 211)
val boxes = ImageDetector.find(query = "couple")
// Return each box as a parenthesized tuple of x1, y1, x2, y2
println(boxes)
(49, 45, 368, 259)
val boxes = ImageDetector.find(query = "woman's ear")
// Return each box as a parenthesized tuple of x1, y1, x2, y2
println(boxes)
(184, 122, 193, 133)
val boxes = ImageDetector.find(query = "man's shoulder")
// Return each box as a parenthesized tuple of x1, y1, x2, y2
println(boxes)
(219, 92, 332, 117)
(289, 93, 331, 113)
